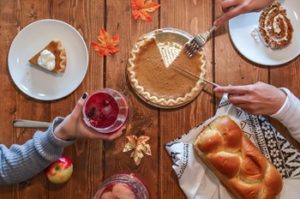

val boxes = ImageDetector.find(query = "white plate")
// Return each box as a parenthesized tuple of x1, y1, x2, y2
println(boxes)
(228, 0, 300, 66)
(8, 19, 89, 100)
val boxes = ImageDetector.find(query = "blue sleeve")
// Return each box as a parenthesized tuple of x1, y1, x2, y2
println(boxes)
(0, 117, 75, 185)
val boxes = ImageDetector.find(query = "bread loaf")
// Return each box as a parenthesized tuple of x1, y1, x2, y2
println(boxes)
(194, 116, 283, 199)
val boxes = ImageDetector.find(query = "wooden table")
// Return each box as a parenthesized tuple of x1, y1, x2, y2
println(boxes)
(0, 0, 299, 198)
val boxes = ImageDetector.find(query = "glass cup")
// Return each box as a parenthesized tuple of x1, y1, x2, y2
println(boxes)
(93, 173, 149, 199)
(82, 88, 128, 134)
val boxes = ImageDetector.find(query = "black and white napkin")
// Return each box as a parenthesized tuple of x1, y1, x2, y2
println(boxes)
(165, 95, 300, 199)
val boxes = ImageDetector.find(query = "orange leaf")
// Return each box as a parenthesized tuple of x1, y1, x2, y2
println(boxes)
(131, 0, 160, 22)
(91, 28, 120, 57)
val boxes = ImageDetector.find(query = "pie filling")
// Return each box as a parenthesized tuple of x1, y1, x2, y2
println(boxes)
(29, 40, 67, 73)
(128, 37, 206, 107)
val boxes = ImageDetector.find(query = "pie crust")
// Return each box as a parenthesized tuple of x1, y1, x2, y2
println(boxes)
(127, 37, 206, 108)
(29, 40, 67, 73)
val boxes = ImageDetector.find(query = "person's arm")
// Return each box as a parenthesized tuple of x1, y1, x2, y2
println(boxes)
(270, 88, 300, 142)
(214, 82, 300, 143)
(0, 118, 74, 185)
(214, 0, 274, 26)
(0, 93, 124, 185)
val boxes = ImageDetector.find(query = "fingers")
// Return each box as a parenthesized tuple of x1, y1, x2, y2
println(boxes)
(105, 127, 124, 141)
(234, 104, 262, 115)
(227, 94, 249, 104)
(217, 5, 245, 26)
(214, 85, 251, 95)
(221, 0, 240, 11)
(71, 92, 88, 118)
(84, 126, 125, 140)
(214, 2, 247, 26)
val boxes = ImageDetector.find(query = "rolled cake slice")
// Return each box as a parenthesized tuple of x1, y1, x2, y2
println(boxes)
(259, 1, 293, 49)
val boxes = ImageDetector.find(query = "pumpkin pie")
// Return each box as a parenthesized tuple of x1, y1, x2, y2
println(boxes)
(127, 37, 206, 107)
(259, 1, 293, 49)
(29, 40, 67, 73)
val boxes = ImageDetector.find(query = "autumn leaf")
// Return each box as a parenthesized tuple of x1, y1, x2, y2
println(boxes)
(123, 135, 152, 166)
(131, 0, 160, 22)
(91, 28, 119, 57)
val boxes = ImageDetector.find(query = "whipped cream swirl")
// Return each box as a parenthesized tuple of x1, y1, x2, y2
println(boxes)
(37, 50, 56, 71)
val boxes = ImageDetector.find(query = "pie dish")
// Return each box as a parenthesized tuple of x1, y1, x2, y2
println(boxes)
(259, 1, 293, 49)
(127, 34, 206, 108)
(29, 40, 67, 73)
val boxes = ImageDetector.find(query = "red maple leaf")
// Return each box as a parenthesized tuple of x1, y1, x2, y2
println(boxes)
(91, 28, 119, 57)
(131, 0, 160, 22)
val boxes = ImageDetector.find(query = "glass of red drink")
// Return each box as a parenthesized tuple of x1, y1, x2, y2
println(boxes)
(93, 173, 149, 199)
(83, 88, 128, 134)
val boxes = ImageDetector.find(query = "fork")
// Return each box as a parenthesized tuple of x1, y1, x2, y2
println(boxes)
(185, 25, 217, 57)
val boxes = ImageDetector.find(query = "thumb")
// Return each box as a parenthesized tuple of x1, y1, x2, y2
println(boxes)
(214, 5, 244, 27)
(72, 92, 88, 117)
(214, 17, 225, 27)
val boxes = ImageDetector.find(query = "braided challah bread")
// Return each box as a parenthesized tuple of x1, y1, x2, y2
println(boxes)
(194, 116, 283, 199)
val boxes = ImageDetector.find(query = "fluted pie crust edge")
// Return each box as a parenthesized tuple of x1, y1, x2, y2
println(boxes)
(127, 37, 206, 107)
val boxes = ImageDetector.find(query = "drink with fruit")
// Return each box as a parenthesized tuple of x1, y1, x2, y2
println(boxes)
(93, 174, 149, 199)
(83, 88, 128, 134)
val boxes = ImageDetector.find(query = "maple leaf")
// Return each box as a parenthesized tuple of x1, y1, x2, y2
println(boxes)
(131, 0, 160, 22)
(123, 135, 152, 166)
(91, 28, 119, 57)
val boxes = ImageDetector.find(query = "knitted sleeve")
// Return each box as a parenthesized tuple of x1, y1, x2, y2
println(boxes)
(0, 117, 74, 184)
(271, 88, 300, 143)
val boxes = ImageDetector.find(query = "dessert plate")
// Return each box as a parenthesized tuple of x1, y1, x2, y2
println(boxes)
(228, 0, 300, 66)
(8, 19, 89, 101)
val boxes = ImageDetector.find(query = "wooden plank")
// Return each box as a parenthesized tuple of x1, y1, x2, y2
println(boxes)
(160, 0, 214, 198)
(105, 0, 159, 198)
(12, 1, 50, 199)
(48, 0, 104, 198)
(214, 1, 268, 87)
(270, 59, 300, 149)
(0, 0, 19, 198)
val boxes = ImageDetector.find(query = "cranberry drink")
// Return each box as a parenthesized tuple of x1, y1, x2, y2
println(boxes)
(83, 89, 128, 134)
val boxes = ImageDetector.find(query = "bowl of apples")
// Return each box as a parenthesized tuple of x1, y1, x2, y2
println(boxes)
(93, 173, 149, 199)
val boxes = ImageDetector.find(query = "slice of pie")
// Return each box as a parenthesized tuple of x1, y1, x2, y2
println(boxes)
(127, 37, 206, 108)
(259, 1, 293, 49)
(29, 40, 67, 73)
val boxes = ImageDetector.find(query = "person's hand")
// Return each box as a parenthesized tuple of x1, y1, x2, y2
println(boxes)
(53, 93, 124, 141)
(214, 0, 274, 27)
(214, 82, 287, 115)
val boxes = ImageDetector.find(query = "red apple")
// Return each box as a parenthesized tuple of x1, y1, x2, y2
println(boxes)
(45, 156, 73, 184)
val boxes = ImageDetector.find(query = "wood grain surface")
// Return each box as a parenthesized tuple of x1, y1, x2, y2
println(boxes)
(159, 1, 214, 198)
(0, 0, 299, 198)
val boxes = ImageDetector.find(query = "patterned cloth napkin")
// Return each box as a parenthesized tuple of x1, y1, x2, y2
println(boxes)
(165, 95, 300, 199)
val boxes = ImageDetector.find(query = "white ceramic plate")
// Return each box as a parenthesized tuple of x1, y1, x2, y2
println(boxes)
(8, 19, 89, 100)
(228, 0, 300, 66)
